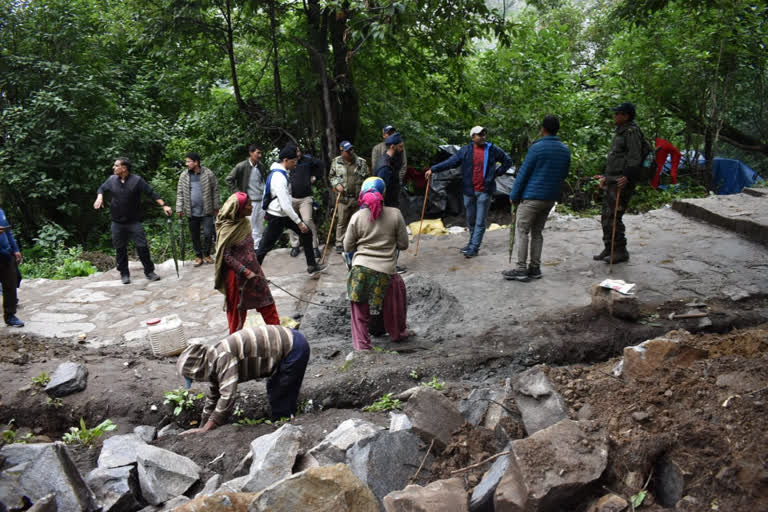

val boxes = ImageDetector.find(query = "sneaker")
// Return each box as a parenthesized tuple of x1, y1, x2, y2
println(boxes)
(335, 246, 343, 254)
(527, 266, 542, 279)
(314, 248, 322, 260)
(290, 247, 301, 258)
(396, 265, 407, 274)
(593, 248, 610, 261)
(464, 249, 478, 258)
(203, 256, 214, 264)
(502, 268, 530, 282)
(146, 272, 161, 281)
(5, 315, 24, 327)
(603, 249, 630, 264)
(460, 244, 471, 254)
(307, 263, 328, 275)
(193, 257, 203, 267)
(121, 274, 131, 285)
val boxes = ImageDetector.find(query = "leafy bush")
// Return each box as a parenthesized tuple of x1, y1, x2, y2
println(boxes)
(629, 182, 708, 213)
(20, 245, 97, 280)
(163, 388, 204, 416)
(1, 419, 33, 444)
(363, 393, 402, 412)
(62, 418, 117, 445)
(421, 376, 445, 391)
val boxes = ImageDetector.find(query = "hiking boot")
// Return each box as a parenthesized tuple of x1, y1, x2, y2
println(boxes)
(527, 266, 542, 279)
(314, 248, 322, 260)
(203, 256, 214, 264)
(307, 263, 328, 275)
(502, 268, 530, 281)
(193, 257, 203, 267)
(464, 249, 479, 258)
(593, 248, 610, 261)
(460, 244, 471, 254)
(146, 272, 161, 281)
(4, 315, 24, 327)
(120, 274, 131, 285)
(604, 249, 630, 264)
(290, 247, 301, 258)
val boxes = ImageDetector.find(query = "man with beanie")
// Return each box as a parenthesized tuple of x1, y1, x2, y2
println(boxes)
(503, 115, 571, 282)
(256, 145, 327, 275)
(329, 140, 369, 253)
(372, 124, 407, 185)
(177, 325, 310, 434)
(425, 126, 513, 258)
(375, 132, 405, 208)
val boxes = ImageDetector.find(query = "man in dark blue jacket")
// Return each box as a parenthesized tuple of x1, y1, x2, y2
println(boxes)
(0, 193, 23, 327)
(503, 115, 570, 282)
(426, 126, 513, 258)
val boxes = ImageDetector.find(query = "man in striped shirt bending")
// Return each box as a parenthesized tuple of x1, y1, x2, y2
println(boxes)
(177, 325, 310, 434)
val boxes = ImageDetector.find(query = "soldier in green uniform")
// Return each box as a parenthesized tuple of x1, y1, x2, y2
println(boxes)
(329, 140, 370, 253)
(594, 102, 643, 264)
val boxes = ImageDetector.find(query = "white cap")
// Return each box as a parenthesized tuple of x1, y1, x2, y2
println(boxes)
(469, 125, 486, 136)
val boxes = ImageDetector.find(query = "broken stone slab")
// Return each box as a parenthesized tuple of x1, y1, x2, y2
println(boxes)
(586, 493, 629, 512)
(513, 367, 568, 435)
(250, 463, 379, 512)
(26, 493, 57, 512)
(158, 496, 190, 511)
(394, 386, 422, 401)
(241, 423, 304, 493)
(194, 473, 221, 498)
(216, 475, 249, 494)
(85, 465, 142, 512)
(621, 331, 708, 380)
(307, 418, 384, 466)
(389, 412, 413, 432)
(383, 477, 468, 512)
(174, 492, 260, 511)
(136, 444, 201, 505)
(483, 379, 513, 431)
(590, 285, 640, 321)
(98, 433, 147, 469)
(458, 388, 492, 426)
(134, 425, 157, 443)
(45, 361, 89, 397)
(494, 420, 608, 512)
(721, 284, 759, 302)
(347, 429, 435, 503)
(469, 443, 513, 512)
(0, 442, 97, 511)
(157, 424, 181, 438)
(403, 386, 465, 448)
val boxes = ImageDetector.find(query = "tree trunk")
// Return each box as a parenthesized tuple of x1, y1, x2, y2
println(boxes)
(269, 0, 284, 118)
(329, 7, 360, 144)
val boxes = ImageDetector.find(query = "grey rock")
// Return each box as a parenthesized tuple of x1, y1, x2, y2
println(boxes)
(384, 477, 469, 512)
(98, 433, 147, 469)
(469, 443, 513, 512)
(308, 419, 384, 466)
(241, 423, 304, 493)
(85, 465, 141, 512)
(26, 493, 57, 512)
(232, 450, 253, 477)
(194, 473, 221, 498)
(388, 412, 413, 432)
(0, 442, 97, 511)
(458, 388, 492, 426)
(577, 403, 594, 421)
(484, 379, 513, 430)
(133, 425, 157, 443)
(347, 430, 434, 502)
(158, 496, 190, 511)
(216, 475, 249, 494)
(655, 457, 684, 507)
(631, 411, 651, 423)
(513, 367, 568, 435)
(403, 387, 465, 448)
(157, 424, 181, 438)
(44, 362, 89, 397)
(136, 444, 201, 505)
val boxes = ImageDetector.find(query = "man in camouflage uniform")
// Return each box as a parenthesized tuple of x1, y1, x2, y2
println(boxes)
(330, 140, 369, 252)
(594, 102, 643, 264)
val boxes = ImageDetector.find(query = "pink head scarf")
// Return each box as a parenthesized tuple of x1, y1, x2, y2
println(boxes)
(235, 192, 249, 216)
(358, 190, 384, 221)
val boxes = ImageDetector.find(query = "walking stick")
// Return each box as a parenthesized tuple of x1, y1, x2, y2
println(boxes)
(508, 203, 517, 265)
(321, 191, 342, 264)
(609, 186, 622, 274)
(179, 217, 186, 265)
(414, 175, 431, 257)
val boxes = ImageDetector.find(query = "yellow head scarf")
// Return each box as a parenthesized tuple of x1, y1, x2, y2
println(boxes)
(213, 193, 252, 294)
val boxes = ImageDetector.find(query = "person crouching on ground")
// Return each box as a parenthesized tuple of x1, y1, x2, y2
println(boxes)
(177, 325, 310, 434)
(214, 192, 280, 333)
(344, 177, 409, 351)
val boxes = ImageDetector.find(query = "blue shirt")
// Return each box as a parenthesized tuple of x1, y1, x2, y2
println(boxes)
(0, 208, 19, 258)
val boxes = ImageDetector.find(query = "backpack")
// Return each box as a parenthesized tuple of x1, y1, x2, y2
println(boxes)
(638, 130, 657, 182)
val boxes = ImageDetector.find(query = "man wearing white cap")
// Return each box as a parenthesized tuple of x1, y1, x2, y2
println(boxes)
(426, 126, 512, 258)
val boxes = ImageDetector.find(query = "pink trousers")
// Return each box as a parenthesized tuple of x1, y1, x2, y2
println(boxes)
(351, 274, 408, 350)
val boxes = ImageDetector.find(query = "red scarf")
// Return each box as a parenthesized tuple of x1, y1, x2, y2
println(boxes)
(358, 190, 384, 221)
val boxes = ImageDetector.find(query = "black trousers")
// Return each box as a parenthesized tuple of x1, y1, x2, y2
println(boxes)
(0, 256, 18, 317)
(266, 330, 310, 420)
(188, 215, 215, 257)
(111, 221, 154, 276)
(256, 214, 316, 267)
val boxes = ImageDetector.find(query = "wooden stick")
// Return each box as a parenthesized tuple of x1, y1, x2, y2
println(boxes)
(609, 186, 622, 274)
(414, 175, 431, 257)
(450, 450, 513, 475)
(321, 191, 342, 264)
(410, 439, 434, 482)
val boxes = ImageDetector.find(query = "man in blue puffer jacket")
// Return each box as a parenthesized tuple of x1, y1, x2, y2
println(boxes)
(503, 115, 570, 282)
(426, 126, 513, 258)
(0, 195, 24, 327)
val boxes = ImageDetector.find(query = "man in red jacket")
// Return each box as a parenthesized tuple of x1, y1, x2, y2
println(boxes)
(652, 138, 682, 189)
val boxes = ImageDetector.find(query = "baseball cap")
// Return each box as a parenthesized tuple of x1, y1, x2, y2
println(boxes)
(385, 132, 403, 145)
(340, 141, 354, 152)
(611, 102, 636, 116)
(382, 125, 395, 134)
(470, 125, 486, 136)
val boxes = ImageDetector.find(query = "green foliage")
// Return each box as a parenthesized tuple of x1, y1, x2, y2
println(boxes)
(163, 388, 204, 416)
(629, 182, 709, 213)
(236, 416, 289, 426)
(1, 420, 33, 444)
(19, 245, 97, 280)
(371, 346, 398, 355)
(409, 370, 420, 380)
(62, 418, 117, 445)
(31, 372, 50, 387)
(421, 376, 445, 391)
(363, 393, 402, 412)
(631, 489, 648, 507)
(46, 397, 64, 408)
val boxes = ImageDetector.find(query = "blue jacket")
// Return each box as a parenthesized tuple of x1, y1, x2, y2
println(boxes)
(0, 208, 19, 258)
(431, 142, 513, 196)
(509, 136, 571, 202)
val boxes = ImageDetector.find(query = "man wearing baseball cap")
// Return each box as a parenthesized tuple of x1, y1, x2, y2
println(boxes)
(372, 124, 407, 191)
(425, 126, 512, 258)
(594, 102, 644, 264)
(330, 140, 370, 253)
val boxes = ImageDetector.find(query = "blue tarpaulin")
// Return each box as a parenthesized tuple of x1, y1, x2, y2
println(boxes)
(660, 153, 763, 195)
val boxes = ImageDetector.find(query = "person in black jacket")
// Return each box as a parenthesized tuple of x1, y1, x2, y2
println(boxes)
(288, 147, 324, 259)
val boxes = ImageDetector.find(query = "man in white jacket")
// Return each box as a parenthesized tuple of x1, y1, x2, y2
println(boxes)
(256, 145, 327, 275)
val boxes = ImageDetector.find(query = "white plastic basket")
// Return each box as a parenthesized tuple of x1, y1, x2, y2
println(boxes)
(147, 314, 188, 357)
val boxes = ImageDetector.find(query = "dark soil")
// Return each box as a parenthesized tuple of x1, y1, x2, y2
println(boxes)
(80, 251, 115, 272)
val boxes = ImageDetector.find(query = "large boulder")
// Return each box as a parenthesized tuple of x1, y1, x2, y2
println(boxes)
(250, 464, 379, 512)
(512, 367, 568, 435)
(494, 420, 608, 512)
(44, 362, 88, 397)
(136, 444, 201, 505)
(470, 443, 514, 512)
(590, 286, 640, 321)
(383, 477, 468, 512)
(458, 388, 493, 426)
(347, 430, 434, 503)
(307, 419, 384, 466)
(174, 493, 259, 512)
(403, 387, 465, 448)
(240, 423, 304, 493)
(26, 493, 57, 512)
(98, 433, 147, 468)
(85, 465, 142, 512)
(621, 331, 707, 380)
(0, 442, 97, 511)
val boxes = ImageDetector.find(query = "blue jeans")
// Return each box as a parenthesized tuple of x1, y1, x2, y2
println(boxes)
(463, 191, 492, 251)
(266, 329, 310, 420)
